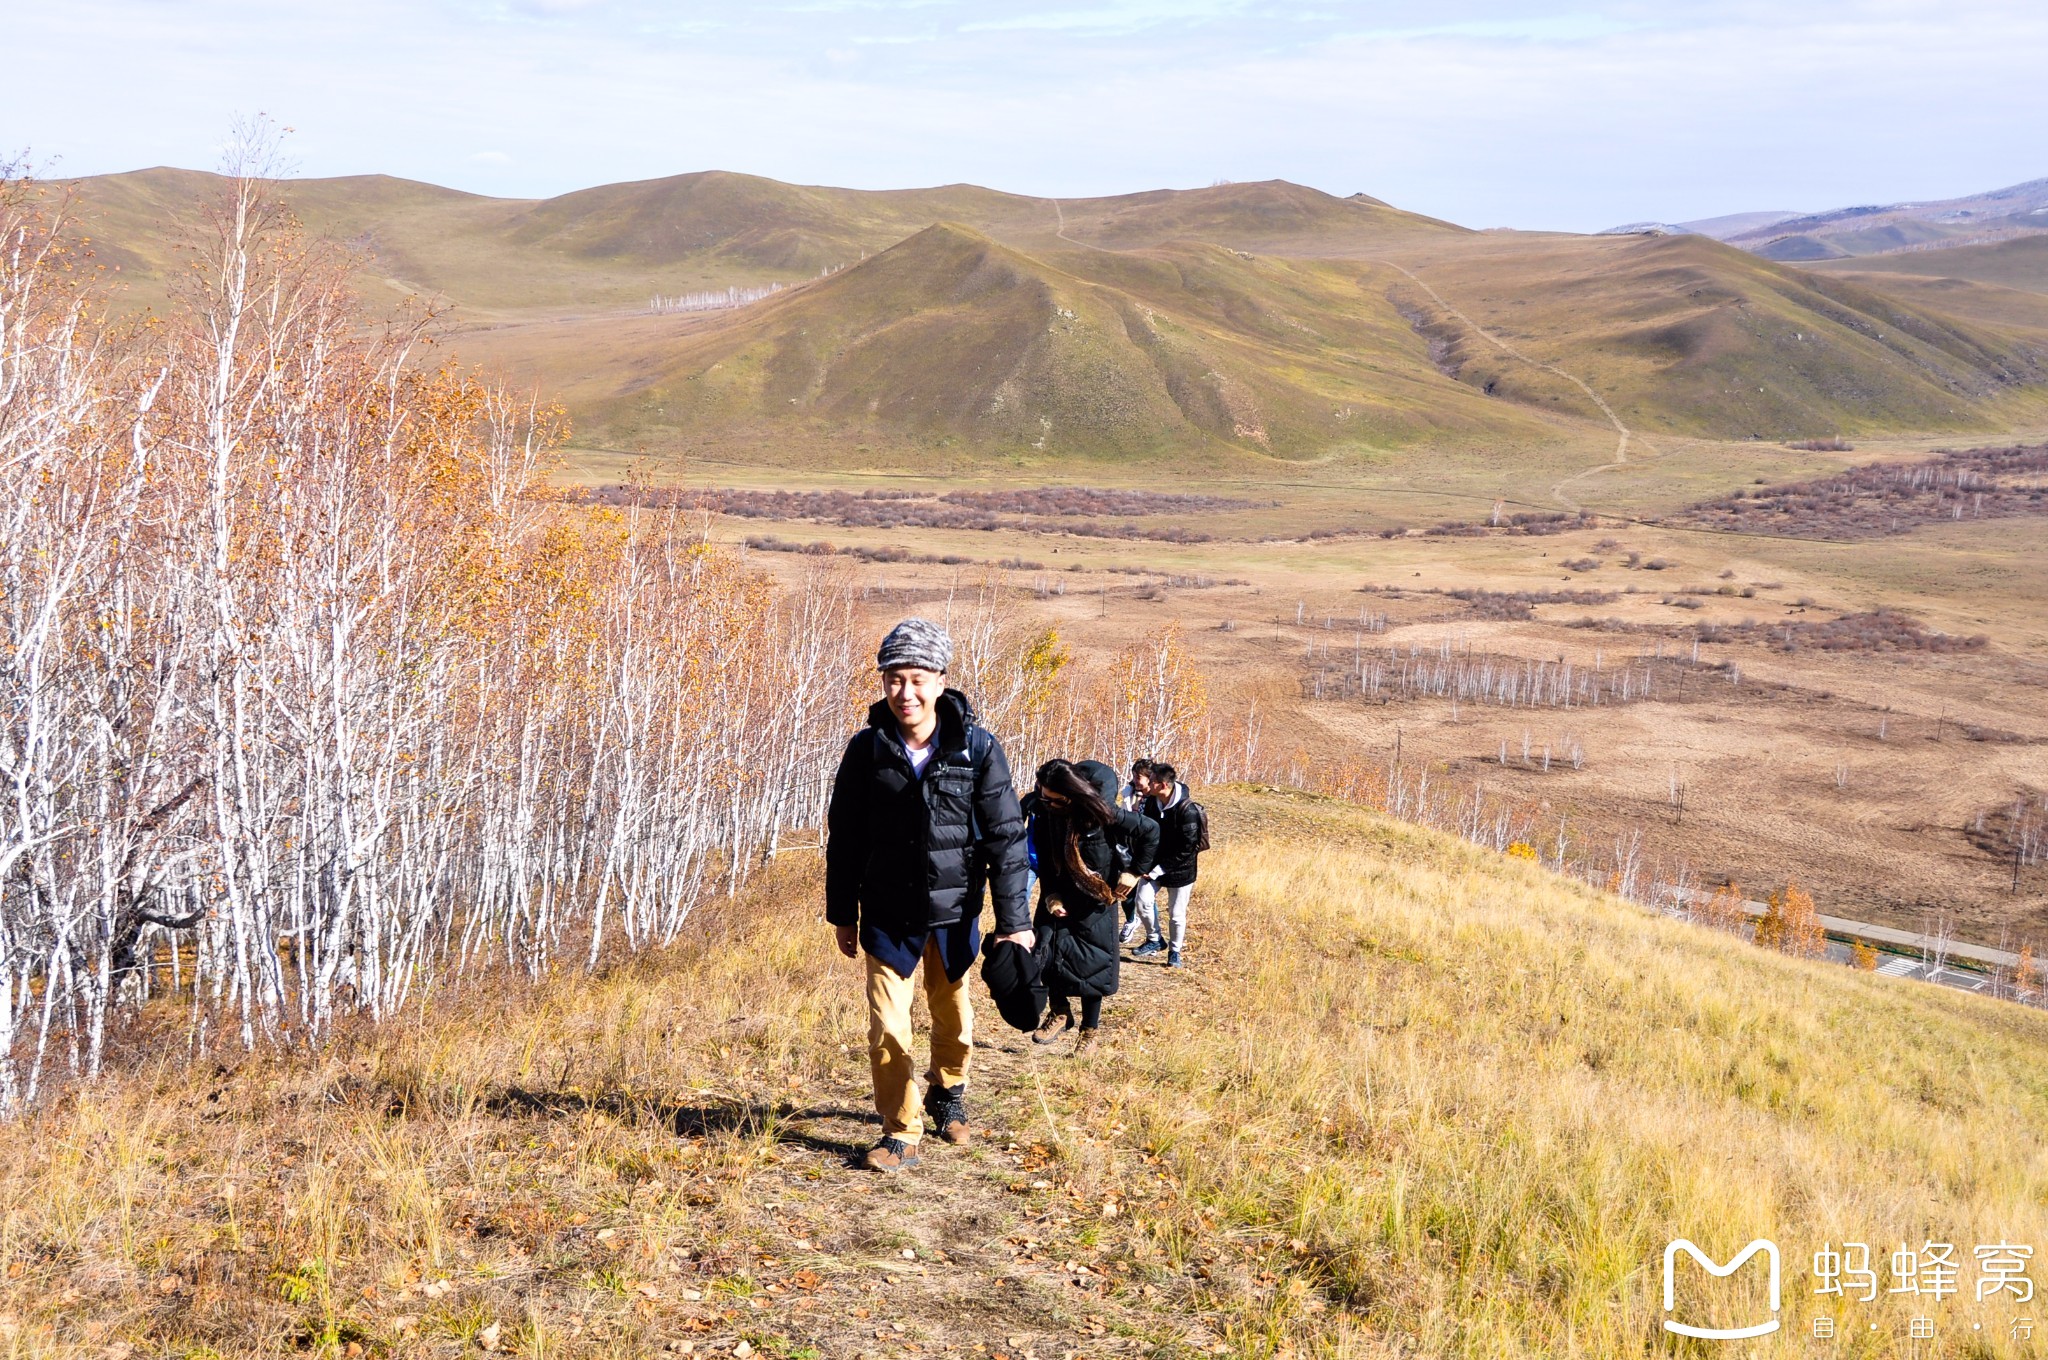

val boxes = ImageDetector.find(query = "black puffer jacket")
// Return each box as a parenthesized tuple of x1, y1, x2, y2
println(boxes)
(1031, 763, 1159, 1000)
(825, 689, 1030, 938)
(1075, 760, 1158, 884)
(1145, 782, 1204, 888)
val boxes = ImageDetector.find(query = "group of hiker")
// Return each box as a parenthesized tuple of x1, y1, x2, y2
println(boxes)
(824, 618, 1209, 1173)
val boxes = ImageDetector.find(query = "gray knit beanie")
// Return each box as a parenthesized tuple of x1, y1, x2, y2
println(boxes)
(877, 618, 952, 674)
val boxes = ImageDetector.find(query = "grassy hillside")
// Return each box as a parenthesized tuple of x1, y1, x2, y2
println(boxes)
(59, 167, 1033, 319)
(59, 167, 550, 316)
(55, 166, 2048, 471)
(1801, 273, 2048, 340)
(563, 223, 1564, 468)
(502, 171, 1054, 276)
(1043, 180, 1466, 254)
(8, 788, 2048, 1357)
(472, 225, 2048, 470)
(1377, 231, 2048, 441)
(1811, 234, 2048, 296)
(56, 170, 1459, 323)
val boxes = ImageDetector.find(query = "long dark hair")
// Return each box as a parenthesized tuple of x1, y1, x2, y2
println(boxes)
(1034, 760, 1117, 904)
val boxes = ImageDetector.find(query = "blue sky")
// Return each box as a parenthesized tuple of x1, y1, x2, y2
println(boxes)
(7, 0, 2045, 231)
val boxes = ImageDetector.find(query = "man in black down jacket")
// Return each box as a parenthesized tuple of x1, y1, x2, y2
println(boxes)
(826, 619, 1031, 1173)
(1134, 762, 1205, 969)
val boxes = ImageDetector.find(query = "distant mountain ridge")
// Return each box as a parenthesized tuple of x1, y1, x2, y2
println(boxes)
(1605, 178, 2048, 262)
(1598, 213, 1806, 241)
(1733, 177, 2048, 261)
(1678, 210, 1805, 240)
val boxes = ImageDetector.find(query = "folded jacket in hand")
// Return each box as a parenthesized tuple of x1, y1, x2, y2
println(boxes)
(980, 933, 1047, 1033)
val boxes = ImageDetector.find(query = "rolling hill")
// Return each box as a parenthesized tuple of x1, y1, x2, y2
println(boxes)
(55, 168, 1465, 321)
(58, 167, 1049, 318)
(51, 165, 2048, 469)
(470, 222, 2048, 466)
(556, 222, 1560, 467)
(1368, 230, 2048, 443)
(1809, 233, 2048, 296)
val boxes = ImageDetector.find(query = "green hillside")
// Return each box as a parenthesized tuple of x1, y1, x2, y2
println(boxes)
(1045, 178, 1467, 253)
(475, 224, 2048, 468)
(55, 166, 2048, 467)
(57, 169, 1462, 323)
(61, 167, 1038, 318)
(546, 222, 1565, 468)
(1809, 234, 2048, 295)
(501, 170, 1051, 275)
(1378, 231, 2048, 440)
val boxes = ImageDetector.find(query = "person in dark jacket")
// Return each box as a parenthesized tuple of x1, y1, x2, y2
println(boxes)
(1133, 762, 1205, 969)
(826, 619, 1032, 1172)
(1028, 760, 1158, 1055)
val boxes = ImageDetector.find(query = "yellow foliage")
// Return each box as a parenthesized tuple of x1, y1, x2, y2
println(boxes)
(1018, 626, 1070, 718)
(1756, 880, 1827, 958)
(1694, 880, 1748, 933)
(2016, 945, 2041, 997)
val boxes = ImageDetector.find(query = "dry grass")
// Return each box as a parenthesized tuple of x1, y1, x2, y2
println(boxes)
(1661, 443, 2048, 540)
(694, 490, 2048, 941)
(5, 789, 2048, 1357)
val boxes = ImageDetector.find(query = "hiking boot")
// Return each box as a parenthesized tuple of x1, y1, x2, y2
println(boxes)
(862, 1136, 920, 1173)
(923, 1083, 971, 1146)
(1033, 1008, 1074, 1045)
(1132, 939, 1165, 959)
(1167, 947, 1183, 969)
(1073, 1027, 1101, 1056)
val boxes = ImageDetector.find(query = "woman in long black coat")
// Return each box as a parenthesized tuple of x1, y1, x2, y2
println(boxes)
(1028, 760, 1159, 1054)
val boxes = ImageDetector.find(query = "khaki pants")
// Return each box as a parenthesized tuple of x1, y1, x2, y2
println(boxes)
(865, 936, 972, 1144)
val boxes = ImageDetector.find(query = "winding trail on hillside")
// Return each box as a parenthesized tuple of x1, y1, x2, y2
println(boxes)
(1047, 198, 1114, 254)
(711, 939, 1232, 1354)
(1374, 258, 1635, 509)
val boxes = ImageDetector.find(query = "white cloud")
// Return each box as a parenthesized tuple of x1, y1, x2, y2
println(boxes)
(468, 150, 514, 165)
(959, 0, 1250, 35)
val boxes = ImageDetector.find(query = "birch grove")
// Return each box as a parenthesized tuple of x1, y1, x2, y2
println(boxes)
(0, 147, 1348, 1113)
(0, 165, 863, 1110)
